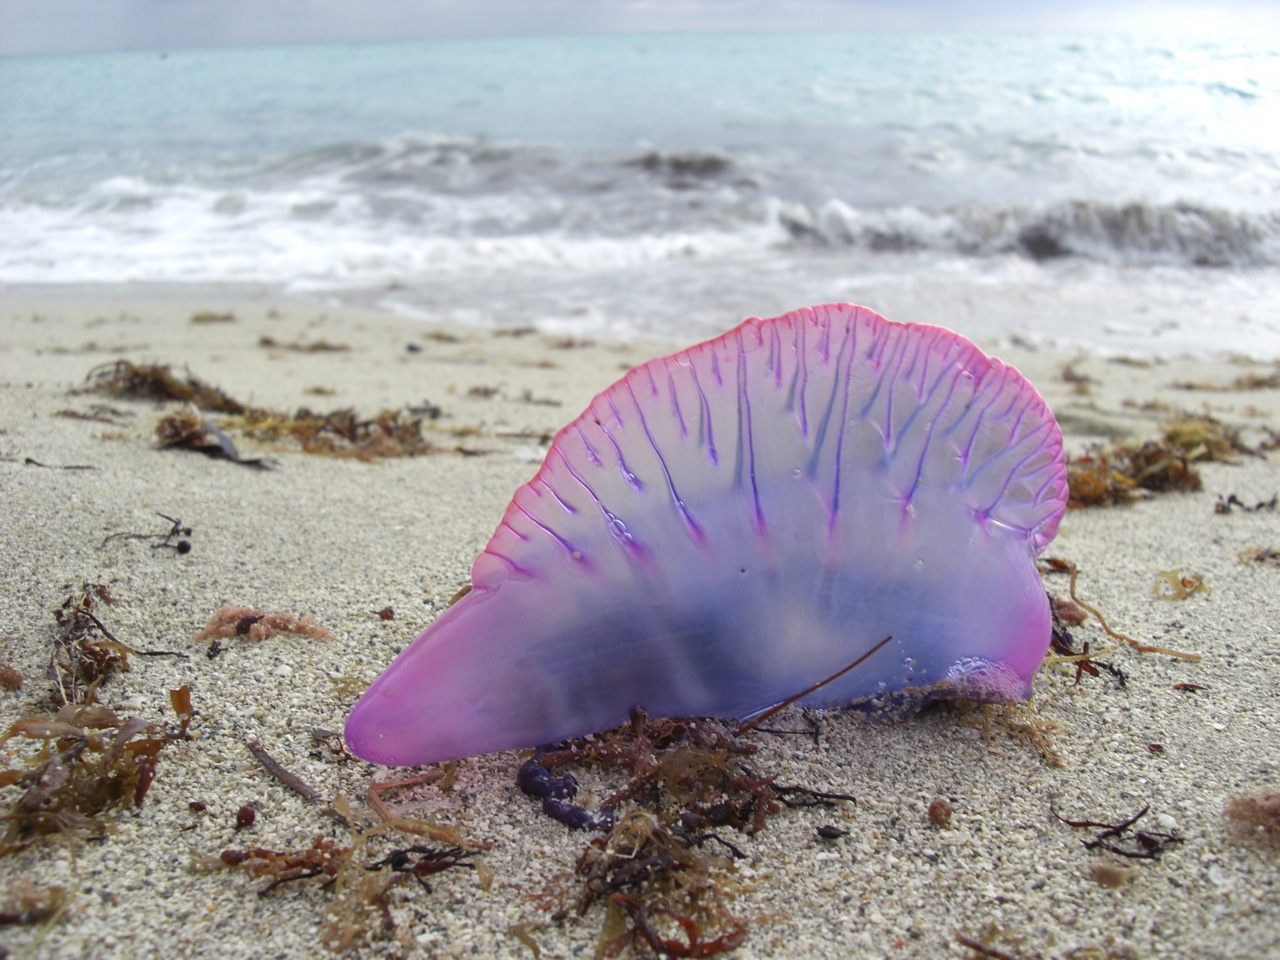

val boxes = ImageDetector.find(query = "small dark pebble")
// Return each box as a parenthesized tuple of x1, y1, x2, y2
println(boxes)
(176, 540, 192, 554)
(235, 805, 256, 829)
(377, 606, 395, 621)
(188, 801, 207, 812)
(406, 343, 423, 353)
(817, 825, 848, 840)
(928, 798, 953, 828)
(1148, 743, 1165, 754)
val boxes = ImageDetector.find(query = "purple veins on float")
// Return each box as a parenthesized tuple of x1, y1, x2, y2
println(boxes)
(345, 303, 1069, 766)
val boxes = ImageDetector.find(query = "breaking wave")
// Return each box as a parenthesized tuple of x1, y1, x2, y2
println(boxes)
(774, 199, 1280, 268)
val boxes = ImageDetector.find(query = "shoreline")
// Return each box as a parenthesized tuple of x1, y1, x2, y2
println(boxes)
(1, 294, 1277, 959)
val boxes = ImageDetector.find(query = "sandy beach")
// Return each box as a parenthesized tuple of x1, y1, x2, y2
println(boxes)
(0, 289, 1277, 960)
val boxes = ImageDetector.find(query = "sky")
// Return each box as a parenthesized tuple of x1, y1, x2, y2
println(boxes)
(2, 0, 1279, 56)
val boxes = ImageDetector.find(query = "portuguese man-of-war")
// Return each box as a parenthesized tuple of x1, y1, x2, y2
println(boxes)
(345, 303, 1069, 765)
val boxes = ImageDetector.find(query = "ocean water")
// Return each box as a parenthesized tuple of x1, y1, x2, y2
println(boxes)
(2, 32, 1278, 356)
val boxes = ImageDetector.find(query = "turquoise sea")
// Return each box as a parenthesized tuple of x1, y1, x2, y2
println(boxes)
(2, 32, 1278, 355)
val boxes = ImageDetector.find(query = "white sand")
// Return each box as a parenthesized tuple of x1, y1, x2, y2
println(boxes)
(0, 291, 1277, 960)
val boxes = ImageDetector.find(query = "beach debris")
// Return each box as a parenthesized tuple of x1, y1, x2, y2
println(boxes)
(50, 583, 127, 705)
(955, 929, 1027, 960)
(966, 702, 1064, 768)
(246, 739, 321, 803)
(545, 336, 595, 350)
(506, 922, 545, 958)
(1051, 596, 1088, 624)
(46, 584, 181, 707)
(86, 358, 462, 461)
(0, 663, 22, 691)
(1172, 682, 1206, 693)
(366, 844, 480, 893)
(0, 882, 69, 928)
(511, 709, 855, 955)
(0, 688, 191, 856)
(101, 511, 194, 554)
(1045, 589, 1125, 689)
(603, 893, 746, 959)
(311, 727, 352, 761)
(191, 311, 235, 324)
(1152, 570, 1207, 600)
(816, 824, 848, 840)
(258, 335, 350, 352)
(1163, 415, 1252, 461)
(375, 606, 395, 621)
(407, 399, 445, 420)
(227, 406, 452, 460)
(517, 388, 561, 407)
(84, 359, 246, 413)
(1062, 562, 1200, 661)
(1171, 365, 1280, 391)
(1223, 788, 1280, 849)
(1051, 801, 1183, 861)
(1215, 492, 1278, 514)
(1066, 413, 1256, 508)
(235, 805, 257, 830)
(218, 835, 346, 893)
(55, 403, 133, 425)
(215, 794, 488, 952)
(1067, 439, 1198, 506)
(928, 798, 953, 829)
(1060, 360, 1096, 395)
(1089, 858, 1136, 888)
(10, 456, 97, 470)
(156, 405, 275, 468)
(1239, 546, 1280, 566)
(194, 606, 334, 643)
(467, 385, 500, 398)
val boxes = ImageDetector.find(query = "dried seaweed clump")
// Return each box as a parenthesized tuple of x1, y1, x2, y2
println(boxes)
(0, 881, 69, 927)
(1172, 365, 1280, 392)
(0, 692, 190, 856)
(213, 795, 486, 953)
(228, 407, 438, 460)
(87, 358, 454, 461)
(523, 712, 853, 957)
(51, 584, 131, 706)
(195, 607, 334, 643)
(1162, 415, 1252, 463)
(1067, 413, 1256, 508)
(84, 360, 246, 414)
(1224, 789, 1280, 849)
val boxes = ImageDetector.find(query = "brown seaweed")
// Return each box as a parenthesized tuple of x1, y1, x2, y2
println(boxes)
(84, 360, 246, 413)
(1051, 800, 1183, 860)
(1224, 789, 1280, 848)
(194, 606, 333, 643)
(0, 689, 191, 856)
(1066, 413, 1255, 508)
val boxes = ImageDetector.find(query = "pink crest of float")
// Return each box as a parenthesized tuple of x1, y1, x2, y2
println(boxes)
(346, 304, 1068, 765)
